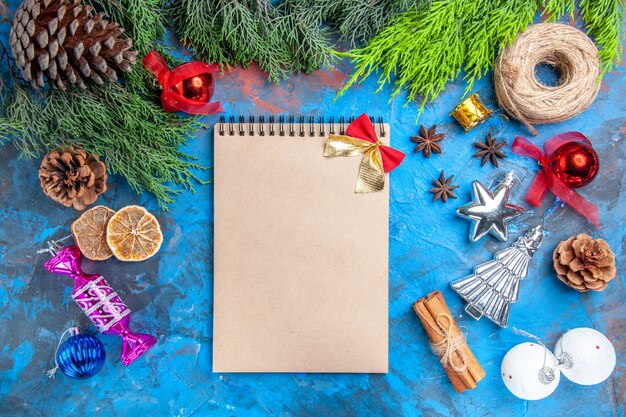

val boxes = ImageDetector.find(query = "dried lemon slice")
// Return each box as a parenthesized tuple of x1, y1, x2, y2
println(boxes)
(71, 206, 116, 261)
(106, 205, 163, 262)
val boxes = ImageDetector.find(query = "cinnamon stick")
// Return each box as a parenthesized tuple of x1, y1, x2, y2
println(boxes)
(412, 300, 467, 392)
(423, 291, 486, 384)
(412, 291, 485, 393)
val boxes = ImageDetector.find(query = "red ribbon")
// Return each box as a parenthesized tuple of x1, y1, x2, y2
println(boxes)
(348, 114, 405, 172)
(142, 51, 224, 115)
(511, 132, 600, 227)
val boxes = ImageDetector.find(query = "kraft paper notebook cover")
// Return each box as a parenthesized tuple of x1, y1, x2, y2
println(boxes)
(213, 116, 389, 373)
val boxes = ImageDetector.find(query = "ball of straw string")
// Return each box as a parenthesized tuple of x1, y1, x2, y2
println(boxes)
(494, 23, 601, 136)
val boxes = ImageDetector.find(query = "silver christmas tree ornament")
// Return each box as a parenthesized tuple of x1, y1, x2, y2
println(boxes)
(457, 171, 524, 242)
(450, 225, 544, 328)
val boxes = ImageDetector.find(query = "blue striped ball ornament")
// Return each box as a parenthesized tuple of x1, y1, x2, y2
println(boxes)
(56, 334, 106, 379)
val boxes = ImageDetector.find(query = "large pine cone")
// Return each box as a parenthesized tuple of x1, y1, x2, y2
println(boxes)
(9, 0, 137, 89)
(39, 146, 107, 210)
(553, 234, 616, 292)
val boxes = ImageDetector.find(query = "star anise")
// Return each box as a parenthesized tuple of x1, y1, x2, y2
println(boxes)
(411, 124, 445, 157)
(473, 133, 506, 167)
(430, 170, 458, 203)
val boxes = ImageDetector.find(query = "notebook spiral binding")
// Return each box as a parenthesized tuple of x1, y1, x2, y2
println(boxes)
(218, 115, 386, 138)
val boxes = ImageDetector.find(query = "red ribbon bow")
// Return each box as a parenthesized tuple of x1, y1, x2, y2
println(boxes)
(511, 132, 600, 227)
(324, 113, 405, 193)
(142, 51, 224, 115)
(347, 114, 406, 173)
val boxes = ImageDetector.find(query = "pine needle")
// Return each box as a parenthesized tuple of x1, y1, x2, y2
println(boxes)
(543, 0, 577, 21)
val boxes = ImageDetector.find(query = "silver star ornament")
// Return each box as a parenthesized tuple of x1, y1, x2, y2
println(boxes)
(457, 171, 524, 242)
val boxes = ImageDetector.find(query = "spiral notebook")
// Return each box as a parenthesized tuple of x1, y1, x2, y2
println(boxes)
(213, 116, 389, 373)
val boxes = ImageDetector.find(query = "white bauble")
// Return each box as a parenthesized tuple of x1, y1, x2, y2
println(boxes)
(554, 327, 616, 386)
(501, 342, 560, 400)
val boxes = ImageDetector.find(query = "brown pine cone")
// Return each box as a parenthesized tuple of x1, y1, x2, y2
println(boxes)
(553, 234, 616, 292)
(9, 0, 137, 89)
(38, 146, 107, 210)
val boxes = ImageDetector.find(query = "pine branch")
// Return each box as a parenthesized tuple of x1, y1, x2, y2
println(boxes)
(0, 117, 26, 144)
(172, 1, 334, 82)
(336, 0, 476, 111)
(1, 82, 205, 209)
(303, 0, 427, 44)
(580, 0, 625, 75)
(336, 0, 622, 115)
(463, 1, 539, 91)
(276, 1, 333, 74)
(170, 0, 427, 81)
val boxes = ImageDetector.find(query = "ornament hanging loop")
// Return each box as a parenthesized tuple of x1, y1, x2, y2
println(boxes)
(37, 235, 73, 256)
(511, 327, 558, 386)
(538, 366, 556, 385)
(486, 171, 515, 190)
(46, 327, 80, 378)
(557, 351, 574, 369)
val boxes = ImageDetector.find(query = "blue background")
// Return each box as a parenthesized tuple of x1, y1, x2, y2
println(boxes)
(0, 8, 624, 417)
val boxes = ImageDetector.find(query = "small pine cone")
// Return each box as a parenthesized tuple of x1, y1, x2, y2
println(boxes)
(39, 146, 107, 210)
(9, 0, 137, 89)
(553, 234, 616, 292)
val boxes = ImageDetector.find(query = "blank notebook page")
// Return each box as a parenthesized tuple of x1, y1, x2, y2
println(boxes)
(213, 121, 389, 373)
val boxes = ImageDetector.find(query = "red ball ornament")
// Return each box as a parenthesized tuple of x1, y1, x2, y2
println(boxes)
(549, 142, 599, 188)
(175, 74, 214, 103)
(142, 51, 223, 115)
(512, 132, 600, 227)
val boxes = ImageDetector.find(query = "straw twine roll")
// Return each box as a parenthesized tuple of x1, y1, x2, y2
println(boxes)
(494, 23, 601, 136)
